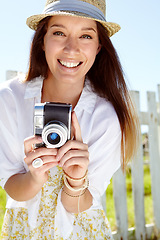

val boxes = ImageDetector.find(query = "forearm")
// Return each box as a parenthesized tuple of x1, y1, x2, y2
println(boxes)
(61, 187, 92, 213)
(4, 172, 44, 201)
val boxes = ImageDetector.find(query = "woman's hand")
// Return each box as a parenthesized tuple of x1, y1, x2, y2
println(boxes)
(56, 111, 89, 180)
(24, 111, 89, 188)
(60, 112, 92, 213)
(24, 136, 59, 186)
(5, 137, 59, 201)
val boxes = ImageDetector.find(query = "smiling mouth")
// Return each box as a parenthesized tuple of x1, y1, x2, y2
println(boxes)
(58, 60, 82, 68)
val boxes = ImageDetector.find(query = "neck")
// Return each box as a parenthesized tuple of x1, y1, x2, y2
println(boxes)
(41, 77, 85, 109)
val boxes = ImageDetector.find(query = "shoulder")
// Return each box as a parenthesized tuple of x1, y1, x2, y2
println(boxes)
(79, 81, 119, 120)
(95, 95, 118, 118)
(79, 81, 120, 130)
(86, 86, 120, 132)
(78, 82, 121, 142)
(93, 95, 121, 137)
(0, 77, 27, 104)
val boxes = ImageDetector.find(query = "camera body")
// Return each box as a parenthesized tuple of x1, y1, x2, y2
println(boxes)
(34, 102, 72, 148)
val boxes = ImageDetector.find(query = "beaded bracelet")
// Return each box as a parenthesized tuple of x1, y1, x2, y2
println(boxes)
(63, 174, 89, 192)
(62, 187, 87, 198)
(63, 170, 88, 182)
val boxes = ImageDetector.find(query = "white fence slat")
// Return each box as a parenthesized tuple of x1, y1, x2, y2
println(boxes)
(101, 192, 106, 214)
(158, 85, 160, 156)
(130, 91, 146, 240)
(158, 85, 160, 108)
(105, 87, 160, 239)
(147, 91, 160, 235)
(140, 112, 149, 125)
(113, 168, 128, 240)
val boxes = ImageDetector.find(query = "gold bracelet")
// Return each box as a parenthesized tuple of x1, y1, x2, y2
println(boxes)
(62, 187, 87, 197)
(63, 170, 88, 182)
(63, 175, 89, 192)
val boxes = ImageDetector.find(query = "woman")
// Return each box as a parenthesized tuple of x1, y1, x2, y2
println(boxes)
(0, 0, 139, 239)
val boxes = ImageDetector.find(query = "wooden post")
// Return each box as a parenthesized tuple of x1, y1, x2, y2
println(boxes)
(6, 70, 18, 81)
(130, 91, 146, 240)
(101, 192, 107, 214)
(113, 168, 128, 240)
(147, 91, 160, 237)
(158, 85, 160, 111)
(158, 85, 160, 156)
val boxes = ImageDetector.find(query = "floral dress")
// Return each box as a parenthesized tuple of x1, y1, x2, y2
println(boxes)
(1, 166, 113, 240)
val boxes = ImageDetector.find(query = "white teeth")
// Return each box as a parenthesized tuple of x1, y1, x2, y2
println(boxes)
(59, 60, 80, 68)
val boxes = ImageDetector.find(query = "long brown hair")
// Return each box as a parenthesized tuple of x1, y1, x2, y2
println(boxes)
(25, 17, 139, 168)
(88, 22, 139, 168)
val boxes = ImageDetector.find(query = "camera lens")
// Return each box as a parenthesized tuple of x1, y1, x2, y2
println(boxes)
(42, 122, 68, 148)
(47, 132, 60, 145)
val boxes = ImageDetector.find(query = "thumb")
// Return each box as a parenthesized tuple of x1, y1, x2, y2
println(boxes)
(71, 111, 82, 142)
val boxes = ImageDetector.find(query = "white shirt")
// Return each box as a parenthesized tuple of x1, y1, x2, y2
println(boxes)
(0, 76, 121, 238)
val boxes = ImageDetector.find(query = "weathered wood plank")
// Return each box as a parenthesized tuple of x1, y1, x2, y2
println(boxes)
(113, 224, 155, 240)
(147, 91, 160, 236)
(113, 168, 128, 240)
(140, 112, 149, 125)
(130, 91, 146, 240)
(101, 191, 106, 214)
(158, 85, 160, 156)
(158, 85, 160, 107)
(140, 111, 160, 126)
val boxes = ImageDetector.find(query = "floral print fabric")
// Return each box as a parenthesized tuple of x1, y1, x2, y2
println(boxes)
(1, 167, 113, 240)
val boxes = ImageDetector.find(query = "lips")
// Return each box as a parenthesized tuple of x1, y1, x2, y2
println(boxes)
(58, 60, 82, 68)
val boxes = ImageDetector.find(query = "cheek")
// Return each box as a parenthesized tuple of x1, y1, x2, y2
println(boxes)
(44, 43, 56, 63)
(86, 47, 99, 64)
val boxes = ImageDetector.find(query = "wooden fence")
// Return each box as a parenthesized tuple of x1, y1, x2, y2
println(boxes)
(102, 85, 160, 240)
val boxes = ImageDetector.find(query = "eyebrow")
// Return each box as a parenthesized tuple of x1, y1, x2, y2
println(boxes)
(81, 27, 97, 33)
(50, 24, 65, 29)
(50, 24, 97, 33)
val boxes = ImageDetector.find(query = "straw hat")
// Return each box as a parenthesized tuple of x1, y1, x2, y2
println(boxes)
(26, 0, 121, 37)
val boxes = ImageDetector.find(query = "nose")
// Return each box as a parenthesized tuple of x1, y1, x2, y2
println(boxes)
(63, 36, 80, 55)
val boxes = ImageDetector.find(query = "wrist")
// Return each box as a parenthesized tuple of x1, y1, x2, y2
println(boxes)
(63, 170, 88, 187)
(28, 171, 46, 189)
(62, 172, 89, 195)
(67, 178, 85, 187)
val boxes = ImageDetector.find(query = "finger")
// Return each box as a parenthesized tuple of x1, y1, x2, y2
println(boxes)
(56, 140, 88, 161)
(72, 111, 82, 142)
(62, 157, 89, 169)
(24, 147, 58, 165)
(41, 162, 59, 172)
(59, 150, 89, 167)
(24, 135, 42, 155)
(30, 155, 59, 168)
(30, 161, 59, 179)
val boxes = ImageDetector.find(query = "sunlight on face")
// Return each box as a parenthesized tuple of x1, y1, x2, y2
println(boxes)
(43, 15, 101, 85)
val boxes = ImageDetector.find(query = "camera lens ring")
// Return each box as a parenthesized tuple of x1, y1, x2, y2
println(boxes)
(42, 122, 68, 148)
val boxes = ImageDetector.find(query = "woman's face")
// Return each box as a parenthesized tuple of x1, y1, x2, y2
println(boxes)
(43, 15, 101, 86)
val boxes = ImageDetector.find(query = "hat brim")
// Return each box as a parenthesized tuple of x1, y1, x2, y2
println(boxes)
(26, 11, 121, 37)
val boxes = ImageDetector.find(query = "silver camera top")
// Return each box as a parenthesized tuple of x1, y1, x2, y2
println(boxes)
(34, 102, 72, 148)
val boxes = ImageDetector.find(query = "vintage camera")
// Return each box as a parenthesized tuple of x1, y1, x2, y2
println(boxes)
(34, 102, 72, 148)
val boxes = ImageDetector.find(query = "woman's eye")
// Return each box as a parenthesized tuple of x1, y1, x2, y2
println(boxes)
(81, 35, 92, 39)
(53, 31, 64, 36)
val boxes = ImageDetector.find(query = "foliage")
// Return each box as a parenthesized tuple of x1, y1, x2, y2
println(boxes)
(0, 187, 6, 236)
